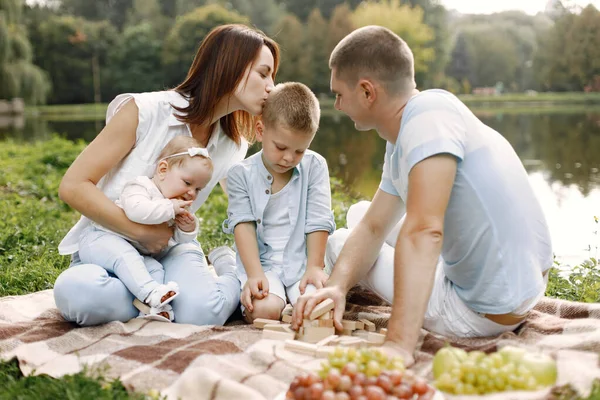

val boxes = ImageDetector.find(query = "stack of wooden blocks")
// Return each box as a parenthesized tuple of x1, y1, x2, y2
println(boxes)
(253, 299, 389, 357)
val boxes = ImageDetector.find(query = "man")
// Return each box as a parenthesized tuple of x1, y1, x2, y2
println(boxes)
(291, 26, 552, 366)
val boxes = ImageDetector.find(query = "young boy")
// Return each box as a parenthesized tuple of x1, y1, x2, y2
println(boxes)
(218, 82, 335, 322)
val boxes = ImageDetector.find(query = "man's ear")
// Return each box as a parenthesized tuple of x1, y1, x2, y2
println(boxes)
(359, 79, 377, 105)
(255, 119, 265, 142)
(156, 160, 169, 179)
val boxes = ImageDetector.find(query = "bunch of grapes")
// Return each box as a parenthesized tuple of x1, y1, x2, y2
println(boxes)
(286, 347, 436, 400)
(432, 346, 557, 395)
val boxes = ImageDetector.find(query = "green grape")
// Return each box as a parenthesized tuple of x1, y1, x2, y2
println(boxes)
(365, 360, 382, 377)
(463, 371, 476, 385)
(467, 350, 486, 363)
(489, 353, 504, 369)
(525, 376, 539, 391)
(494, 375, 506, 391)
(463, 383, 477, 394)
(455, 382, 465, 395)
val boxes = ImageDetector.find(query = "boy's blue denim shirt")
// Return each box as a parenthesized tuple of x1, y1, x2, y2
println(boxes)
(223, 150, 336, 286)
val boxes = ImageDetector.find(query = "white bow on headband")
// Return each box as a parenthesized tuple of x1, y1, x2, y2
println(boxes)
(160, 147, 211, 162)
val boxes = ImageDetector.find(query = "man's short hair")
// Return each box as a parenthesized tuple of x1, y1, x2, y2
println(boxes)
(329, 25, 416, 95)
(261, 82, 320, 134)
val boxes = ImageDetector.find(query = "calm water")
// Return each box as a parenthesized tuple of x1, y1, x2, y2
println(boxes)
(2, 108, 599, 267)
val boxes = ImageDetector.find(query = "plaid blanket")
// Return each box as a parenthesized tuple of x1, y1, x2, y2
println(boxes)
(1, 288, 600, 400)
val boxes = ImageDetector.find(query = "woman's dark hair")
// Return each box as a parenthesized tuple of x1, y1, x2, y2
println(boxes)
(173, 24, 280, 145)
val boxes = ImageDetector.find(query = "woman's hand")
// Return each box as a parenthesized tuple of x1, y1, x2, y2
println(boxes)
(241, 274, 269, 312)
(135, 223, 173, 254)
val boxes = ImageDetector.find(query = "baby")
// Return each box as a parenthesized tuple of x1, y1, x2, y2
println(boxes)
(78, 136, 213, 321)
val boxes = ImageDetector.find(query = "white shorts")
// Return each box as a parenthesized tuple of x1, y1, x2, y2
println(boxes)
(239, 270, 317, 312)
(326, 201, 547, 338)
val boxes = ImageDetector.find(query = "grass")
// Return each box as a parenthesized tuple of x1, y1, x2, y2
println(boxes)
(0, 136, 599, 399)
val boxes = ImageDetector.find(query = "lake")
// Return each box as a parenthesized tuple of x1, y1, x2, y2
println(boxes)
(1, 107, 599, 268)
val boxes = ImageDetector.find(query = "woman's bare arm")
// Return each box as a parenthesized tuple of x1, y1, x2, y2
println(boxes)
(58, 100, 172, 253)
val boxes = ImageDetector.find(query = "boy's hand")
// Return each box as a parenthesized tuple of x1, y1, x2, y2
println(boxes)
(299, 265, 329, 294)
(175, 210, 196, 232)
(241, 274, 269, 312)
(171, 199, 193, 214)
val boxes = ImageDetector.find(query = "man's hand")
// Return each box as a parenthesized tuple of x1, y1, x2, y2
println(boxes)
(298, 266, 329, 294)
(241, 274, 269, 312)
(291, 286, 346, 331)
(378, 340, 415, 368)
(175, 210, 196, 232)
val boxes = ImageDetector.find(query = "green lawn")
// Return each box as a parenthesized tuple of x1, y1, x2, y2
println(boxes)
(0, 137, 598, 399)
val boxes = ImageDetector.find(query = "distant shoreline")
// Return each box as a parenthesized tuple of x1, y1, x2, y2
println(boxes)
(24, 92, 600, 119)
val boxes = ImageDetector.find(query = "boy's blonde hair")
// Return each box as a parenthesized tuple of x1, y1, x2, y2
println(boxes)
(156, 136, 213, 171)
(261, 82, 320, 134)
(329, 25, 416, 95)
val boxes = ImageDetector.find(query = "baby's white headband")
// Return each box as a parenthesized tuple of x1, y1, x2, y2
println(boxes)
(160, 147, 211, 163)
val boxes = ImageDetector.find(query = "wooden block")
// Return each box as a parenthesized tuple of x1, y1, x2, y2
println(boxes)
(254, 318, 281, 329)
(341, 320, 359, 331)
(303, 319, 320, 327)
(282, 303, 293, 316)
(281, 314, 293, 323)
(262, 329, 295, 341)
(264, 323, 294, 333)
(316, 346, 336, 357)
(367, 332, 386, 345)
(301, 326, 336, 343)
(356, 321, 364, 330)
(351, 330, 370, 340)
(133, 298, 150, 314)
(309, 299, 334, 320)
(337, 337, 367, 348)
(359, 319, 376, 332)
(342, 329, 354, 336)
(379, 328, 388, 335)
(318, 311, 333, 320)
(318, 319, 334, 328)
(315, 334, 338, 347)
(285, 340, 317, 356)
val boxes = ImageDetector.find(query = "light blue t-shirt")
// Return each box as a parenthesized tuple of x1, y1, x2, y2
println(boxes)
(380, 89, 552, 314)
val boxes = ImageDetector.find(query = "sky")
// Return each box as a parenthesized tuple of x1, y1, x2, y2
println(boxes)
(440, 0, 600, 15)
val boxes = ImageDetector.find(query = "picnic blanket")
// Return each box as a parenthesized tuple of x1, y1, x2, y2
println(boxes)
(2, 288, 600, 400)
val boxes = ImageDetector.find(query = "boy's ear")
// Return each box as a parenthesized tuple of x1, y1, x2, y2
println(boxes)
(156, 160, 169, 179)
(255, 119, 264, 142)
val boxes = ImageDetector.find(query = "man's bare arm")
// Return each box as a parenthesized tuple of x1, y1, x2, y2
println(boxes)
(327, 189, 405, 293)
(386, 154, 457, 355)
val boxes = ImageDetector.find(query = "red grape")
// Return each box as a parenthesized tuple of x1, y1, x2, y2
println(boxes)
(364, 385, 386, 400)
(327, 370, 342, 390)
(321, 390, 336, 400)
(338, 375, 353, 392)
(353, 372, 367, 386)
(388, 370, 403, 386)
(342, 362, 359, 378)
(348, 385, 365, 399)
(412, 378, 429, 395)
(335, 393, 351, 400)
(376, 375, 393, 393)
(309, 382, 323, 399)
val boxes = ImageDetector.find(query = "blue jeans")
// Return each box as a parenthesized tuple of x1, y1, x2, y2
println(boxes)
(54, 240, 241, 327)
(78, 227, 162, 303)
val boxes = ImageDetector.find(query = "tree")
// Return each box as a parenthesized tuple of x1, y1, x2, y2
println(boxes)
(109, 23, 164, 95)
(326, 3, 354, 56)
(301, 8, 329, 94)
(535, 5, 600, 91)
(0, 0, 50, 104)
(446, 32, 473, 85)
(352, 0, 434, 78)
(58, 0, 133, 31)
(162, 4, 248, 87)
(35, 15, 118, 104)
(126, 0, 172, 38)
(271, 14, 304, 84)
(275, 0, 362, 21)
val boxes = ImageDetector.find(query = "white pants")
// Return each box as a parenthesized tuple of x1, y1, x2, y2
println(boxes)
(326, 201, 536, 338)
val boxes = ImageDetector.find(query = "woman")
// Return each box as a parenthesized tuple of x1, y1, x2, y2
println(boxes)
(53, 24, 279, 326)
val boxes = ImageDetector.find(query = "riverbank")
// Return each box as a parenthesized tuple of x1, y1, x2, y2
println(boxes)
(25, 92, 600, 119)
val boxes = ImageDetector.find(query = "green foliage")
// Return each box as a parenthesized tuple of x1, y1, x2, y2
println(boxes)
(0, 358, 148, 400)
(162, 4, 248, 87)
(0, 0, 49, 104)
(109, 23, 164, 94)
(351, 0, 434, 76)
(272, 14, 304, 84)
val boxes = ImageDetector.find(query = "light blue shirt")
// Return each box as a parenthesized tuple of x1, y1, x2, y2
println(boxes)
(380, 89, 553, 314)
(223, 150, 336, 286)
